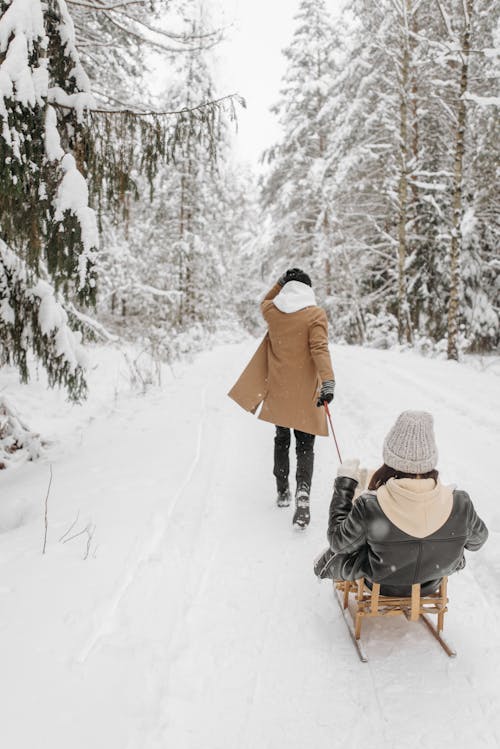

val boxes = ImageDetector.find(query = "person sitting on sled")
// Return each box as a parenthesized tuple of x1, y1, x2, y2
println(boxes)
(315, 410, 488, 594)
(228, 268, 335, 529)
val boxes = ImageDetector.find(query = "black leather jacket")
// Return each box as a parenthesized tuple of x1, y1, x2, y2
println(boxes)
(327, 477, 488, 596)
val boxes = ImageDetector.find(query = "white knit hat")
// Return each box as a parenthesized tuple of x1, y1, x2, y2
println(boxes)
(383, 411, 438, 474)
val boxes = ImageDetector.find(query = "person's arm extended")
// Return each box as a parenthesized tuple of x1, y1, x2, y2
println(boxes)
(327, 475, 367, 554)
(309, 309, 334, 382)
(260, 283, 281, 322)
(262, 283, 281, 303)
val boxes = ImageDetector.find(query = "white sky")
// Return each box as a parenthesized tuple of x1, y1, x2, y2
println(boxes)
(211, 0, 344, 166)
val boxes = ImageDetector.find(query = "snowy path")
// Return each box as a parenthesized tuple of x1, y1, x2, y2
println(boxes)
(1, 342, 499, 749)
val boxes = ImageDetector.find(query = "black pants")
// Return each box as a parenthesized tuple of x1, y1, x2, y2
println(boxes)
(274, 426, 315, 491)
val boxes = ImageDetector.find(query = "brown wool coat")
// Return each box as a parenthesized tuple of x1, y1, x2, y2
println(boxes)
(228, 284, 334, 436)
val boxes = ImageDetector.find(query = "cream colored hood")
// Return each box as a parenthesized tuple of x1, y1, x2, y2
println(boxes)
(376, 477, 453, 539)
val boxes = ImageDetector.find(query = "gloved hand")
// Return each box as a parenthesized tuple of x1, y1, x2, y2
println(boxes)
(277, 268, 305, 287)
(337, 458, 360, 483)
(313, 547, 336, 580)
(316, 379, 335, 407)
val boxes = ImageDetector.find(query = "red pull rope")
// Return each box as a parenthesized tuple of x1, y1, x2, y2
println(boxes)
(323, 401, 343, 464)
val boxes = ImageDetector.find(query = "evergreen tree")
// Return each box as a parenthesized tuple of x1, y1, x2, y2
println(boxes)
(96, 4, 253, 359)
(0, 0, 98, 399)
(0, 0, 241, 403)
(68, 0, 223, 111)
(320, 1, 402, 342)
(264, 0, 498, 355)
(461, 88, 500, 352)
(262, 0, 338, 297)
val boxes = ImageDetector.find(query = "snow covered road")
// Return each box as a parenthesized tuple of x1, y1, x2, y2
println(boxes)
(1, 342, 499, 749)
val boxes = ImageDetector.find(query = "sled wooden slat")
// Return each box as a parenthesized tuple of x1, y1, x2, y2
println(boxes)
(370, 583, 380, 614)
(410, 584, 420, 621)
(334, 576, 455, 662)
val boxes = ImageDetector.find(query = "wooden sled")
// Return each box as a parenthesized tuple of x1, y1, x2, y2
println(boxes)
(334, 577, 457, 662)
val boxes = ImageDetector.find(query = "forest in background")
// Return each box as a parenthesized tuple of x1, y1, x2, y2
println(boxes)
(262, 0, 499, 358)
(0, 0, 498, 418)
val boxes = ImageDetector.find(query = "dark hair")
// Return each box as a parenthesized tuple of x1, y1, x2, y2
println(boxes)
(295, 271, 312, 287)
(283, 268, 312, 287)
(368, 463, 439, 491)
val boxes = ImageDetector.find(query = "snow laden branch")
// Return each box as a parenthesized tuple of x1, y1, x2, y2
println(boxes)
(463, 92, 500, 107)
(0, 396, 42, 469)
(67, 0, 144, 10)
(67, 0, 226, 60)
(0, 241, 88, 401)
(66, 303, 119, 342)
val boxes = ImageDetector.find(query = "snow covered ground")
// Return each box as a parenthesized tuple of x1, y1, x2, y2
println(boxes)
(1, 341, 499, 749)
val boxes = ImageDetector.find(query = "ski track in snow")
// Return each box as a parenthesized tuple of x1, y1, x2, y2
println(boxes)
(0, 342, 499, 749)
(77, 386, 209, 664)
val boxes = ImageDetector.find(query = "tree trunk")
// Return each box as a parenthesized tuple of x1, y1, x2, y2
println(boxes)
(447, 0, 473, 360)
(324, 255, 331, 297)
(340, 245, 366, 344)
(397, 0, 413, 345)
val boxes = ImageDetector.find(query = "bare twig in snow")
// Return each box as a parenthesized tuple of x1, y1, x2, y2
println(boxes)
(84, 525, 96, 561)
(63, 526, 90, 544)
(42, 465, 53, 555)
(59, 511, 81, 542)
(62, 520, 97, 560)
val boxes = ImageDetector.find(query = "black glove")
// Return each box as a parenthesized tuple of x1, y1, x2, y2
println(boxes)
(313, 547, 337, 580)
(316, 379, 335, 407)
(277, 268, 305, 287)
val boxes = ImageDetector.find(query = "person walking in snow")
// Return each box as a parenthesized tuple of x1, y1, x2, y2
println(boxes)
(314, 410, 488, 592)
(228, 268, 335, 529)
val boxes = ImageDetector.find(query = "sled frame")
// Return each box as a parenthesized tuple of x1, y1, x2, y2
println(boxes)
(334, 576, 456, 662)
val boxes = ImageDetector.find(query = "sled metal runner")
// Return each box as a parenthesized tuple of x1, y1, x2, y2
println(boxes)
(334, 577, 457, 663)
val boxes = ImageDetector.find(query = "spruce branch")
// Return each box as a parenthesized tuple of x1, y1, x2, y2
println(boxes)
(50, 92, 243, 118)
(66, 303, 119, 342)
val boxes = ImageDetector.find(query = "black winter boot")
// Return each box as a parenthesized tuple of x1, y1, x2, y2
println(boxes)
(276, 483, 292, 507)
(292, 483, 310, 529)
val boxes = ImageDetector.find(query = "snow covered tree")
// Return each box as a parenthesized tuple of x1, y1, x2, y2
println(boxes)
(460, 3, 500, 352)
(315, 2, 403, 342)
(96, 4, 253, 359)
(263, 0, 498, 354)
(262, 0, 338, 297)
(68, 0, 223, 111)
(0, 0, 98, 400)
(0, 0, 241, 405)
(442, 0, 475, 360)
(431, 0, 500, 358)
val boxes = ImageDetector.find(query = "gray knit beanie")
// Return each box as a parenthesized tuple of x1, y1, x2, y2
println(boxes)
(383, 411, 438, 474)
